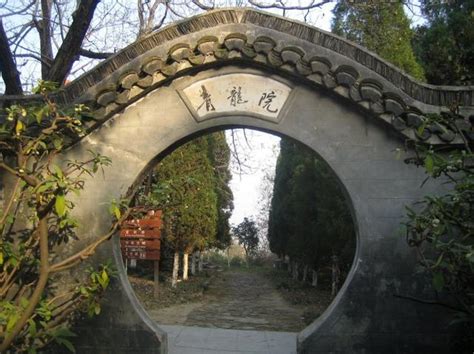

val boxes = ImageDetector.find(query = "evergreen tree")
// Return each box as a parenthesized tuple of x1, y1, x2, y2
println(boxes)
(413, 0, 474, 85)
(332, 2, 425, 80)
(152, 137, 218, 285)
(268, 139, 297, 258)
(268, 138, 355, 285)
(207, 132, 234, 250)
(135, 132, 233, 283)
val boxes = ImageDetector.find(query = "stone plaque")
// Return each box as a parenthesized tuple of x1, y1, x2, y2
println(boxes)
(179, 73, 292, 123)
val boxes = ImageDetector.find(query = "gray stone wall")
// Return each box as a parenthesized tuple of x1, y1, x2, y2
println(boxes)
(61, 65, 454, 353)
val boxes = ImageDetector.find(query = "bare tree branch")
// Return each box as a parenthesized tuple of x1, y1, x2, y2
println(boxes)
(192, 0, 214, 11)
(79, 48, 113, 59)
(166, 3, 187, 20)
(151, 5, 168, 32)
(248, 0, 332, 11)
(0, 0, 36, 19)
(53, 0, 66, 41)
(37, 0, 54, 78)
(45, 0, 100, 85)
(0, 19, 23, 95)
(137, 0, 145, 37)
(145, 0, 161, 34)
(14, 53, 52, 67)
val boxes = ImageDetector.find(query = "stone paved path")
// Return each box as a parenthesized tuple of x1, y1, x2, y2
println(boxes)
(150, 269, 305, 332)
(161, 325, 297, 354)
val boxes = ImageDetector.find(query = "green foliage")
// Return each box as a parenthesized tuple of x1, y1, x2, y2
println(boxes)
(413, 0, 474, 85)
(79, 262, 116, 317)
(233, 217, 259, 258)
(0, 83, 119, 352)
(206, 132, 234, 249)
(268, 138, 355, 271)
(135, 132, 233, 259)
(404, 111, 473, 329)
(229, 257, 245, 267)
(146, 136, 219, 252)
(332, 2, 425, 80)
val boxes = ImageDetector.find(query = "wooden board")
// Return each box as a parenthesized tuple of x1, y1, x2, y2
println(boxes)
(120, 209, 163, 260)
(123, 218, 162, 229)
(122, 249, 160, 260)
(120, 239, 161, 250)
(120, 228, 161, 239)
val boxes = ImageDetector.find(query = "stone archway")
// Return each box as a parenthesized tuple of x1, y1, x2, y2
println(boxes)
(3, 8, 473, 354)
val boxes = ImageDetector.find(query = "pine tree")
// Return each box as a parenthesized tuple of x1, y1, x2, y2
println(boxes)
(332, 2, 425, 81)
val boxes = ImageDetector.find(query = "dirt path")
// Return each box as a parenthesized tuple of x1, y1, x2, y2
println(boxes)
(148, 269, 306, 332)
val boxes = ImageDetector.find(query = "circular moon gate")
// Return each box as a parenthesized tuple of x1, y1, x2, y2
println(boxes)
(3, 9, 473, 354)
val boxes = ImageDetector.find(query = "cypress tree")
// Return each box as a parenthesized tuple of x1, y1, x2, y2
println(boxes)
(268, 139, 297, 259)
(207, 132, 234, 250)
(268, 138, 355, 285)
(152, 137, 218, 285)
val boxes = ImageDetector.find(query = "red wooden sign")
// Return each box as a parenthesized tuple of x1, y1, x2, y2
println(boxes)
(120, 209, 162, 261)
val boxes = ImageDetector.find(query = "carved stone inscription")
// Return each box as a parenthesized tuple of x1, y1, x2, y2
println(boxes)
(180, 74, 292, 122)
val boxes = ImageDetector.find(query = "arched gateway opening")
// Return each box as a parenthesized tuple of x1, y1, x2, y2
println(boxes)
(124, 126, 357, 354)
(6, 8, 471, 354)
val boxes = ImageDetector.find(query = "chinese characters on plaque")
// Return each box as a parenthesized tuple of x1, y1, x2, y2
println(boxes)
(181, 74, 292, 123)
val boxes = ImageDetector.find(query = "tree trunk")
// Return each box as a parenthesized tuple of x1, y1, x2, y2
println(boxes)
(39, 0, 54, 78)
(153, 260, 159, 299)
(191, 252, 196, 275)
(0, 20, 23, 95)
(171, 252, 179, 288)
(302, 264, 308, 282)
(144, 170, 153, 196)
(311, 269, 318, 287)
(287, 258, 292, 274)
(227, 247, 230, 268)
(46, 0, 101, 84)
(292, 261, 299, 280)
(331, 255, 340, 297)
(198, 251, 203, 272)
(183, 252, 189, 281)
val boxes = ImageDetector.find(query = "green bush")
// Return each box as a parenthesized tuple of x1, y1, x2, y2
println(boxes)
(229, 257, 244, 267)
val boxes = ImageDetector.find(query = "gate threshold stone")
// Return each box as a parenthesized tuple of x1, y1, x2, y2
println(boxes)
(160, 324, 297, 354)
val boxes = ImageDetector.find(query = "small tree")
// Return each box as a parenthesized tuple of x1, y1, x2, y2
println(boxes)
(0, 82, 127, 352)
(233, 218, 259, 264)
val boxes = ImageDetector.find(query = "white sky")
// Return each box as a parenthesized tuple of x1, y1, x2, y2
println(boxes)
(226, 129, 280, 226)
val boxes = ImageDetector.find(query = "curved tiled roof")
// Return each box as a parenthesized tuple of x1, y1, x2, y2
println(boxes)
(2, 8, 473, 143)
